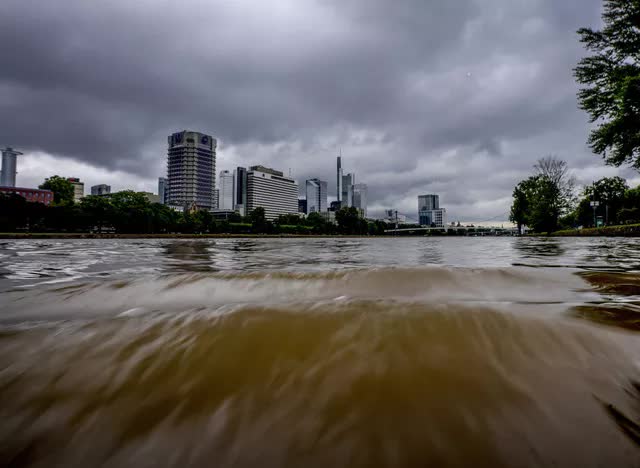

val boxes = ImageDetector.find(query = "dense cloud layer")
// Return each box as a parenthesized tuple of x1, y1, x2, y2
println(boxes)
(1, 0, 637, 220)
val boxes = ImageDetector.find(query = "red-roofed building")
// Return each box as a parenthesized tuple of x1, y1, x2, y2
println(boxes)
(0, 186, 54, 205)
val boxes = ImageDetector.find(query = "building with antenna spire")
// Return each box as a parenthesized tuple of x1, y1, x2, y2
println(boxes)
(0, 147, 23, 187)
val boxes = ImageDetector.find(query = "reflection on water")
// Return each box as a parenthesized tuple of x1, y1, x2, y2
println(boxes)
(1, 237, 640, 467)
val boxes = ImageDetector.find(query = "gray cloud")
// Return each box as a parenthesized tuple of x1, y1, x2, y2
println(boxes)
(0, 0, 625, 220)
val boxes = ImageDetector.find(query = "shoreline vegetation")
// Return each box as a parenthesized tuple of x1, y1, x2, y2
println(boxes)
(1, 224, 640, 239)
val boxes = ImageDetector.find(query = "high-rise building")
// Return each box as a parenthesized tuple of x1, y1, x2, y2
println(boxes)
(166, 130, 216, 210)
(352, 183, 368, 217)
(91, 184, 111, 196)
(246, 165, 298, 220)
(67, 178, 84, 202)
(341, 173, 354, 207)
(234, 167, 248, 216)
(305, 178, 327, 213)
(158, 177, 167, 204)
(418, 194, 439, 212)
(0, 147, 23, 187)
(218, 170, 234, 210)
(298, 198, 307, 214)
(418, 194, 446, 227)
(336, 156, 343, 203)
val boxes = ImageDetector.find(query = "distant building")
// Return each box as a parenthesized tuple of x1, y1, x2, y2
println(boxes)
(305, 178, 327, 213)
(91, 184, 111, 196)
(219, 170, 234, 210)
(246, 165, 298, 220)
(341, 173, 354, 207)
(0, 147, 22, 188)
(0, 186, 54, 205)
(384, 210, 407, 224)
(336, 156, 343, 203)
(158, 177, 167, 204)
(166, 130, 216, 210)
(352, 183, 367, 217)
(234, 167, 248, 216)
(141, 192, 160, 204)
(419, 194, 439, 225)
(67, 178, 84, 202)
(420, 209, 447, 227)
(298, 198, 307, 214)
(213, 189, 219, 210)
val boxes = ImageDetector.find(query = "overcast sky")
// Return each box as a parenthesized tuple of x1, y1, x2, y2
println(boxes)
(1, 0, 638, 221)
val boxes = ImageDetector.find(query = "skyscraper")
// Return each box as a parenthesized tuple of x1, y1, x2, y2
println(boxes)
(352, 183, 368, 217)
(234, 167, 248, 216)
(336, 156, 343, 203)
(166, 130, 216, 210)
(157, 178, 166, 204)
(246, 165, 298, 220)
(305, 178, 327, 213)
(218, 170, 234, 210)
(341, 173, 354, 207)
(418, 194, 446, 227)
(67, 178, 84, 202)
(0, 147, 22, 187)
(418, 194, 439, 212)
(91, 184, 111, 196)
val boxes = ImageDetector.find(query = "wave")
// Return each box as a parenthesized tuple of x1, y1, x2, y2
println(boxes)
(0, 267, 595, 322)
(1, 302, 639, 467)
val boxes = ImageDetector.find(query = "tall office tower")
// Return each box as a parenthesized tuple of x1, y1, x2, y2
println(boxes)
(246, 165, 298, 220)
(0, 147, 23, 187)
(91, 184, 111, 196)
(341, 173, 354, 207)
(418, 194, 439, 212)
(336, 156, 343, 203)
(234, 167, 248, 216)
(418, 194, 446, 226)
(166, 130, 216, 210)
(351, 183, 368, 217)
(218, 170, 234, 210)
(305, 178, 328, 213)
(67, 178, 84, 202)
(157, 177, 167, 204)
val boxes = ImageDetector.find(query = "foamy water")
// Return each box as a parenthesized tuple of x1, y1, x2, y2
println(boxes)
(1, 237, 639, 467)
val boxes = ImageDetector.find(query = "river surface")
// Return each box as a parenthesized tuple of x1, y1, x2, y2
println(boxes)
(1, 237, 640, 467)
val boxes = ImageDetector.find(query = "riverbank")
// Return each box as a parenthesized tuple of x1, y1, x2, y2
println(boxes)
(551, 223, 640, 237)
(0, 232, 380, 239)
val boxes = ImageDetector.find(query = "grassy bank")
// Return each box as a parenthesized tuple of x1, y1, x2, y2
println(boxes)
(551, 223, 640, 237)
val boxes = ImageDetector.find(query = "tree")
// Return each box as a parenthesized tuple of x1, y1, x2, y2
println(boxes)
(80, 195, 111, 233)
(574, 0, 640, 168)
(510, 176, 540, 235)
(249, 207, 268, 233)
(108, 191, 152, 233)
(584, 176, 629, 224)
(39, 176, 74, 205)
(335, 207, 367, 235)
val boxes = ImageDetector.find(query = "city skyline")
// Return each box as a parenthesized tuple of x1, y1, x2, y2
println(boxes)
(2, 0, 640, 221)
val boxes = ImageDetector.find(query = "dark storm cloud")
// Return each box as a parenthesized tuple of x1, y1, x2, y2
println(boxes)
(0, 0, 617, 219)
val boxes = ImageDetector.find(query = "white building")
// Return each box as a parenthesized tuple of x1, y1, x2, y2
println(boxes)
(305, 178, 327, 213)
(0, 147, 22, 187)
(219, 170, 234, 210)
(420, 208, 447, 227)
(67, 178, 84, 202)
(157, 178, 166, 204)
(166, 130, 216, 210)
(246, 166, 298, 220)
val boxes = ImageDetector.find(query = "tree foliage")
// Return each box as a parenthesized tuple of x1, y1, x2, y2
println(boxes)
(574, 0, 640, 168)
(510, 157, 576, 233)
(39, 175, 74, 205)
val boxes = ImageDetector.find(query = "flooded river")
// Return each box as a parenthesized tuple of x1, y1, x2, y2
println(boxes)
(1, 237, 639, 467)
